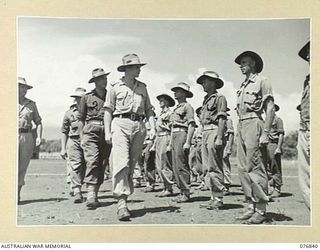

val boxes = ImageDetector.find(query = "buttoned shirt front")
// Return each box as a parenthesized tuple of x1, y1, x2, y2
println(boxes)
(156, 108, 172, 133)
(268, 114, 285, 141)
(61, 104, 82, 137)
(78, 89, 106, 122)
(104, 77, 154, 117)
(200, 93, 227, 125)
(299, 74, 310, 130)
(19, 98, 42, 130)
(170, 102, 195, 128)
(236, 73, 273, 118)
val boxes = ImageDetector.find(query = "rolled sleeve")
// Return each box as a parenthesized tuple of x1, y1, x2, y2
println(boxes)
(216, 95, 228, 120)
(185, 104, 195, 125)
(145, 89, 155, 118)
(32, 102, 42, 125)
(276, 117, 285, 135)
(104, 86, 116, 113)
(261, 78, 274, 104)
(61, 112, 70, 134)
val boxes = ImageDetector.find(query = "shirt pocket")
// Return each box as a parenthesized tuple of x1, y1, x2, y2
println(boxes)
(87, 101, 99, 114)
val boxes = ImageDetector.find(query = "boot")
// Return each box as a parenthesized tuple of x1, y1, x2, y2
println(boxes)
(73, 186, 83, 204)
(86, 184, 99, 209)
(117, 195, 130, 221)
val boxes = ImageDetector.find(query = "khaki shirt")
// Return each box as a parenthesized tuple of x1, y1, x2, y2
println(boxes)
(299, 74, 310, 130)
(78, 89, 106, 122)
(236, 74, 273, 118)
(104, 77, 154, 117)
(200, 93, 227, 125)
(156, 108, 172, 133)
(170, 102, 195, 128)
(61, 104, 82, 137)
(19, 98, 42, 130)
(269, 114, 284, 141)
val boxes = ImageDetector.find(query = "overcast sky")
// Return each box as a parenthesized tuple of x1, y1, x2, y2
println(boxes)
(18, 17, 310, 139)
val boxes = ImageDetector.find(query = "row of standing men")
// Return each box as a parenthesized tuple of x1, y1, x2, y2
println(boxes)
(18, 41, 310, 223)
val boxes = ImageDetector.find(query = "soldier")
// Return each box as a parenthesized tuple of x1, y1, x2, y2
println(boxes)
(222, 108, 234, 195)
(297, 41, 310, 210)
(61, 87, 87, 203)
(78, 68, 112, 209)
(18, 77, 43, 203)
(169, 82, 195, 203)
(234, 51, 275, 224)
(154, 94, 175, 197)
(104, 54, 156, 221)
(266, 104, 285, 199)
(196, 71, 227, 210)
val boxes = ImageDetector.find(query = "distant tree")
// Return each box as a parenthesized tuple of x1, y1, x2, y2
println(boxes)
(282, 131, 298, 160)
(40, 139, 61, 153)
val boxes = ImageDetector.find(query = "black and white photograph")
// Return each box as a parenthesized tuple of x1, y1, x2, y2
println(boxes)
(17, 17, 310, 226)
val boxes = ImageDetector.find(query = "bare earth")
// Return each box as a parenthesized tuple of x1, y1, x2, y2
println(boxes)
(17, 158, 310, 226)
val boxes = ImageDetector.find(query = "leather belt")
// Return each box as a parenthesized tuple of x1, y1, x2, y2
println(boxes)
(86, 120, 104, 125)
(172, 127, 187, 133)
(158, 131, 170, 136)
(19, 128, 31, 133)
(114, 113, 145, 121)
(239, 112, 261, 121)
(202, 124, 218, 131)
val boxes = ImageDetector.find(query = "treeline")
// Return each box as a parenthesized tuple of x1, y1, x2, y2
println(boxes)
(40, 131, 299, 159)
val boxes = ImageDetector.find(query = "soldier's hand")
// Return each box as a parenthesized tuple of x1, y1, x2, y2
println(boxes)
(149, 128, 156, 140)
(105, 132, 112, 144)
(215, 137, 223, 149)
(275, 147, 282, 155)
(60, 149, 67, 160)
(35, 137, 41, 147)
(259, 132, 269, 147)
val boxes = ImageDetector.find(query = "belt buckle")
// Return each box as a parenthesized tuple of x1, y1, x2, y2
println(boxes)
(130, 113, 136, 121)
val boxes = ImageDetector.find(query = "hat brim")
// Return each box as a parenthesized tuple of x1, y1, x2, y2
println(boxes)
(156, 94, 175, 107)
(88, 72, 110, 83)
(235, 51, 263, 73)
(298, 41, 310, 61)
(195, 107, 202, 115)
(19, 83, 33, 90)
(117, 63, 146, 72)
(275, 104, 280, 112)
(171, 87, 193, 98)
(196, 75, 224, 89)
(70, 94, 83, 98)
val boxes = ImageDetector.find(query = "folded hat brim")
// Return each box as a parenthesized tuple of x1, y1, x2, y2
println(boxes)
(156, 94, 175, 107)
(70, 94, 83, 98)
(117, 63, 146, 72)
(171, 86, 193, 98)
(88, 72, 110, 83)
(235, 51, 263, 73)
(19, 83, 33, 90)
(275, 104, 280, 111)
(196, 75, 224, 89)
(298, 42, 310, 61)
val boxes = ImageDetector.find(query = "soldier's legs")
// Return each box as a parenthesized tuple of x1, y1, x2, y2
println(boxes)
(267, 142, 282, 192)
(298, 130, 310, 210)
(223, 155, 232, 189)
(67, 138, 84, 190)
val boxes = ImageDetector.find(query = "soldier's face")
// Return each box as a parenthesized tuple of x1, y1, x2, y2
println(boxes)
(74, 97, 81, 105)
(95, 75, 107, 89)
(159, 98, 167, 108)
(240, 56, 255, 74)
(202, 78, 216, 92)
(19, 85, 28, 98)
(125, 65, 141, 78)
(174, 89, 186, 99)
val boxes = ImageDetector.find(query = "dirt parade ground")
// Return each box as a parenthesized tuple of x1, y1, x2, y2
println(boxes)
(17, 158, 310, 226)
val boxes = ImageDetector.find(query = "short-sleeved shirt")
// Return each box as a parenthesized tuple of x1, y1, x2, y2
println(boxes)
(299, 74, 310, 130)
(268, 114, 285, 140)
(170, 102, 195, 128)
(225, 117, 234, 137)
(19, 98, 42, 130)
(200, 93, 227, 125)
(61, 104, 82, 137)
(104, 77, 154, 117)
(236, 73, 274, 118)
(156, 108, 172, 133)
(78, 89, 106, 122)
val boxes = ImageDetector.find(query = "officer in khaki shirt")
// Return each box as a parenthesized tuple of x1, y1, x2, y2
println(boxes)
(169, 82, 195, 203)
(104, 54, 156, 221)
(154, 94, 175, 197)
(18, 77, 43, 204)
(266, 104, 284, 199)
(297, 41, 310, 210)
(196, 71, 228, 210)
(235, 51, 275, 224)
(78, 68, 112, 209)
(61, 87, 86, 203)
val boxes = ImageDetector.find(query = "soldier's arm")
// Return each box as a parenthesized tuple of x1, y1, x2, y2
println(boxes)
(276, 117, 285, 153)
(60, 112, 70, 159)
(35, 123, 43, 147)
(263, 98, 275, 133)
(78, 95, 87, 139)
(104, 109, 113, 144)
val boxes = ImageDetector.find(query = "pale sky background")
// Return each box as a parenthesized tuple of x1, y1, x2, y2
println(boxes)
(17, 18, 310, 139)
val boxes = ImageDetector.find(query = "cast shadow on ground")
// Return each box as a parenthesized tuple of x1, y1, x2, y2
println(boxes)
(266, 212, 293, 222)
(19, 198, 68, 205)
(189, 196, 211, 202)
(130, 206, 181, 219)
(220, 203, 244, 210)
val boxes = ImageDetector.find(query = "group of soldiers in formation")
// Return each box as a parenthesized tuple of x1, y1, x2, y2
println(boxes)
(18, 40, 310, 224)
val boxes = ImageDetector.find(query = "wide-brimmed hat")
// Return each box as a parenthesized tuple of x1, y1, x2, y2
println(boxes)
(88, 68, 110, 83)
(235, 51, 264, 73)
(275, 104, 280, 112)
(18, 77, 33, 90)
(156, 93, 175, 107)
(117, 54, 146, 72)
(296, 104, 301, 111)
(171, 82, 193, 98)
(70, 87, 86, 98)
(196, 71, 224, 89)
(299, 41, 310, 61)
